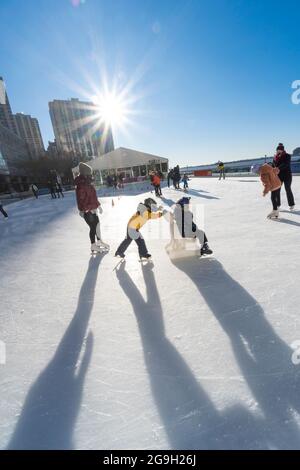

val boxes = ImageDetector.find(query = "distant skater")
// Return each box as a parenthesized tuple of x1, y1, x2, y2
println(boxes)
(48, 181, 56, 199)
(217, 161, 225, 180)
(273, 143, 295, 210)
(152, 172, 162, 197)
(167, 169, 174, 188)
(56, 175, 64, 198)
(182, 174, 189, 191)
(173, 165, 181, 189)
(31, 183, 39, 199)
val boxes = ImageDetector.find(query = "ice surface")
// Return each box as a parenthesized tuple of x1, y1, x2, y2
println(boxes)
(1, 177, 300, 449)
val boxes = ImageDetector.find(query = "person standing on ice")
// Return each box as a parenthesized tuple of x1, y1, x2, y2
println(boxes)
(31, 183, 39, 199)
(273, 143, 295, 210)
(75, 162, 109, 253)
(115, 197, 164, 259)
(173, 197, 213, 256)
(217, 161, 225, 180)
(252, 163, 282, 219)
(152, 171, 162, 197)
(182, 174, 189, 191)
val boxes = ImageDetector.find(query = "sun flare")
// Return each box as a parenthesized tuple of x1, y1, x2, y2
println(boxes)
(92, 92, 128, 127)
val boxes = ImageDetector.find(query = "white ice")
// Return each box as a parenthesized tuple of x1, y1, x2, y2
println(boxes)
(1, 176, 300, 450)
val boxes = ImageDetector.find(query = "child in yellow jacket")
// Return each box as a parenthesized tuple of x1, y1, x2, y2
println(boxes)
(115, 198, 164, 259)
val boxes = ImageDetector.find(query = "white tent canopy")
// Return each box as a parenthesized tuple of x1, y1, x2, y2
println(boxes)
(72, 147, 169, 183)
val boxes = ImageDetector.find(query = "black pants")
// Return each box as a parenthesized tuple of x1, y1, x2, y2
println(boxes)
(116, 230, 148, 257)
(50, 189, 56, 199)
(32, 190, 38, 199)
(0, 204, 8, 218)
(56, 185, 64, 198)
(84, 212, 100, 244)
(271, 189, 281, 210)
(154, 185, 162, 196)
(279, 174, 295, 207)
(219, 169, 225, 180)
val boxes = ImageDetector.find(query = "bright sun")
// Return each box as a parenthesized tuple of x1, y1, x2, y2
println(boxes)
(92, 92, 127, 127)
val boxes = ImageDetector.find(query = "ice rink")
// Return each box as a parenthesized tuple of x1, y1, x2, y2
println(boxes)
(1, 176, 300, 449)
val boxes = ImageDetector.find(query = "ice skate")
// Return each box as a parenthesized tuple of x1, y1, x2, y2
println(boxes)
(289, 205, 295, 211)
(267, 209, 279, 219)
(91, 243, 102, 253)
(115, 251, 125, 258)
(200, 243, 213, 256)
(97, 239, 110, 251)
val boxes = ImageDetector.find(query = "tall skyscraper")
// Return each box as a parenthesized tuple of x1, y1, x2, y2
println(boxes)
(0, 77, 19, 135)
(49, 98, 114, 161)
(14, 113, 45, 159)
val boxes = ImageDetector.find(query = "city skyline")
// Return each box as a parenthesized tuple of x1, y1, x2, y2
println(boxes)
(2, 0, 300, 166)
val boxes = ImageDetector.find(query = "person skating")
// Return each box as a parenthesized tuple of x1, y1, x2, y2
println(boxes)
(273, 143, 295, 210)
(152, 172, 162, 197)
(115, 198, 164, 259)
(173, 197, 213, 256)
(217, 161, 225, 180)
(252, 163, 282, 219)
(75, 162, 109, 253)
(173, 165, 181, 189)
(167, 169, 174, 188)
(56, 175, 64, 198)
(48, 181, 56, 199)
(0, 202, 8, 219)
(182, 174, 189, 191)
(31, 183, 39, 199)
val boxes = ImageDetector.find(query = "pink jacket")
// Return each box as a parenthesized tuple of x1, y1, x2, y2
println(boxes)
(259, 164, 281, 196)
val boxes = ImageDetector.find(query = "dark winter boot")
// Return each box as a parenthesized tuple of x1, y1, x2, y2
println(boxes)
(200, 243, 213, 256)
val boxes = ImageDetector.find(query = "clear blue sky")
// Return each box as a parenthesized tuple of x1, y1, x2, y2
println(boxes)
(1, 0, 300, 165)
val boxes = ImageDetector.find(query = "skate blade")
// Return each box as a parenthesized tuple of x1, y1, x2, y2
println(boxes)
(113, 259, 125, 271)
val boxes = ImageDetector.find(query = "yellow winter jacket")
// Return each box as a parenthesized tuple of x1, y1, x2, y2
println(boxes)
(128, 203, 162, 231)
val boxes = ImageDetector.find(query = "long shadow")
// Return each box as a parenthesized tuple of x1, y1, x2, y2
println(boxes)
(280, 210, 300, 216)
(115, 262, 266, 449)
(276, 218, 300, 228)
(172, 257, 300, 449)
(186, 188, 219, 200)
(186, 188, 210, 194)
(160, 196, 176, 208)
(8, 255, 104, 449)
(238, 180, 258, 183)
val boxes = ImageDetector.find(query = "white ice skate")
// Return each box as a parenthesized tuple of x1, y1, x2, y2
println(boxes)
(267, 210, 279, 219)
(289, 205, 295, 211)
(91, 243, 102, 253)
(96, 239, 110, 251)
